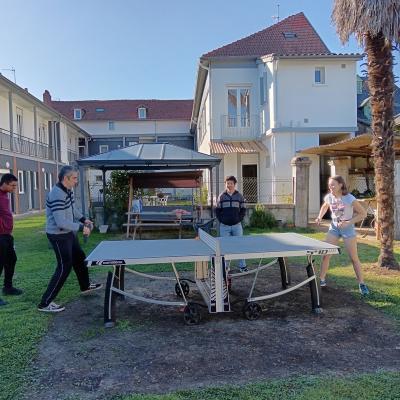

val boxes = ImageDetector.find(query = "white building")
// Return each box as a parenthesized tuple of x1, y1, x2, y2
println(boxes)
(0, 74, 90, 214)
(191, 12, 361, 215)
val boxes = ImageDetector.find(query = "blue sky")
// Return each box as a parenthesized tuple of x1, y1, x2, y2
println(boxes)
(0, 0, 398, 101)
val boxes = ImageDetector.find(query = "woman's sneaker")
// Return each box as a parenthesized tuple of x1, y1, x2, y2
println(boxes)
(359, 283, 370, 296)
(38, 302, 65, 313)
(320, 279, 327, 287)
(81, 283, 103, 295)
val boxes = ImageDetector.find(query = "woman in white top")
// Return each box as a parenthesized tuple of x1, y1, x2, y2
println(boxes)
(315, 175, 370, 295)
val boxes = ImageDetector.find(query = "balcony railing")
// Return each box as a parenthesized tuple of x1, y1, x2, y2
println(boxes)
(68, 149, 79, 163)
(0, 128, 54, 160)
(221, 114, 261, 140)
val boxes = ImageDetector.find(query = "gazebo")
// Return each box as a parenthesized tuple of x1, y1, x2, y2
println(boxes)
(76, 143, 221, 219)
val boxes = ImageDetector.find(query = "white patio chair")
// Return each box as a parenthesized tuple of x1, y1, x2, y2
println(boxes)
(158, 195, 169, 206)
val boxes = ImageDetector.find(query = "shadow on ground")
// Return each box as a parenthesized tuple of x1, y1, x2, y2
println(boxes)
(25, 262, 400, 400)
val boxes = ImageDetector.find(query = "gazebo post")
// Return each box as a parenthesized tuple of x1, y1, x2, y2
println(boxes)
(102, 168, 106, 225)
(126, 176, 134, 238)
(209, 167, 214, 217)
(215, 163, 220, 200)
(79, 165, 86, 216)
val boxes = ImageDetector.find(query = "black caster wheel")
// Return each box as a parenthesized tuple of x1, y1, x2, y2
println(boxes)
(242, 301, 262, 321)
(183, 303, 201, 325)
(175, 280, 190, 298)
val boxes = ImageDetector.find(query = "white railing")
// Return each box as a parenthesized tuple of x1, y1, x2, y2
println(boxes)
(68, 149, 79, 163)
(0, 128, 54, 160)
(220, 114, 261, 140)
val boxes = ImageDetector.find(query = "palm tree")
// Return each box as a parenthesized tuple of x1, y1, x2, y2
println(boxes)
(333, 0, 400, 270)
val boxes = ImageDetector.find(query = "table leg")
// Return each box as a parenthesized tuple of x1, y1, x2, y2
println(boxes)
(104, 270, 117, 328)
(278, 257, 291, 289)
(306, 257, 322, 314)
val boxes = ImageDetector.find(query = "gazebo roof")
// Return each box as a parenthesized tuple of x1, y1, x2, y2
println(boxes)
(299, 133, 400, 158)
(77, 143, 220, 170)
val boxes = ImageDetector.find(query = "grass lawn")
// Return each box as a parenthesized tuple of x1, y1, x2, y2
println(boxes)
(1, 215, 400, 400)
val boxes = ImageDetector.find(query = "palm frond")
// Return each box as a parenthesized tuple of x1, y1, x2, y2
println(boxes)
(332, 0, 400, 44)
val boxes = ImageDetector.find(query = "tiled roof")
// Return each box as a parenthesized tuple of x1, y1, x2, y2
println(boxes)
(203, 12, 330, 58)
(49, 99, 193, 121)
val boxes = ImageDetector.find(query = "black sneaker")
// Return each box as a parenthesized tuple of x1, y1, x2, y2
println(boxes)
(0, 298, 7, 306)
(2, 287, 23, 296)
(239, 266, 249, 273)
(81, 283, 103, 295)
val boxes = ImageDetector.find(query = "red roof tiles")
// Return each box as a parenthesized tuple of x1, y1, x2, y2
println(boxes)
(203, 12, 330, 58)
(48, 99, 193, 121)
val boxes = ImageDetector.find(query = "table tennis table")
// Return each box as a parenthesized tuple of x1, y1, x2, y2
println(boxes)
(86, 229, 340, 327)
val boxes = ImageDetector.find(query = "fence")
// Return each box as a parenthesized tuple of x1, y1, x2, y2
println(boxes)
(88, 178, 293, 206)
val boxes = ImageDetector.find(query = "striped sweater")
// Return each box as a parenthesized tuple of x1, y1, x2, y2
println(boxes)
(46, 183, 85, 235)
(216, 190, 246, 226)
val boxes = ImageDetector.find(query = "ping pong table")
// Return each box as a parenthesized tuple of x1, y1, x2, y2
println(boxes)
(86, 229, 340, 327)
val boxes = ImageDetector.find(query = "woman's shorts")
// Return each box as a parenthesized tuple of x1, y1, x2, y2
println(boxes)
(328, 222, 356, 239)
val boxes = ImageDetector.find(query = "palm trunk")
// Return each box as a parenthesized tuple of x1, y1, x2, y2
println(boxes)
(365, 32, 399, 270)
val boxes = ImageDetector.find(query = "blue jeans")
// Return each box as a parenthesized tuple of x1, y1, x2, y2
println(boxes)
(219, 222, 246, 269)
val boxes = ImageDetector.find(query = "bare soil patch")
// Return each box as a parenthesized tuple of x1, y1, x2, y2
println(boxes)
(25, 263, 400, 400)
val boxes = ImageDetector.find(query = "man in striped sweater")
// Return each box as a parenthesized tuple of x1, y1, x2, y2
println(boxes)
(216, 175, 247, 272)
(38, 166, 102, 313)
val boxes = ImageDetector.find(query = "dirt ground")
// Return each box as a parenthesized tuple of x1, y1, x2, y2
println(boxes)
(24, 258, 400, 400)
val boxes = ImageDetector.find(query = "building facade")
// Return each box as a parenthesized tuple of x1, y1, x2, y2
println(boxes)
(191, 12, 361, 216)
(46, 95, 194, 187)
(0, 75, 90, 214)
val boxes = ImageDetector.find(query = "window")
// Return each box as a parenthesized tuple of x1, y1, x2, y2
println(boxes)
(139, 136, 155, 144)
(48, 173, 53, 189)
(314, 67, 326, 84)
(44, 172, 48, 190)
(138, 107, 147, 119)
(73, 109, 82, 120)
(108, 121, 115, 130)
(357, 77, 363, 94)
(283, 32, 297, 39)
(259, 72, 268, 104)
(95, 175, 103, 182)
(16, 107, 23, 136)
(228, 88, 250, 127)
(99, 145, 109, 153)
(33, 171, 38, 190)
(17, 170, 24, 194)
(38, 123, 47, 143)
(95, 108, 105, 112)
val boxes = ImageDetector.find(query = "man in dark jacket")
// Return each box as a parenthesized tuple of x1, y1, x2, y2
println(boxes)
(216, 175, 247, 272)
(38, 166, 102, 313)
(0, 173, 22, 306)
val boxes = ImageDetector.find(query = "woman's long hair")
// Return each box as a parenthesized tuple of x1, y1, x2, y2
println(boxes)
(330, 175, 349, 195)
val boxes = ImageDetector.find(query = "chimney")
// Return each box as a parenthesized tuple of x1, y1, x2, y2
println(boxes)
(43, 90, 52, 105)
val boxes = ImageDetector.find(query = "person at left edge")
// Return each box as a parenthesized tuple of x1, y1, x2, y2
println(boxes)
(38, 166, 102, 313)
(0, 173, 22, 306)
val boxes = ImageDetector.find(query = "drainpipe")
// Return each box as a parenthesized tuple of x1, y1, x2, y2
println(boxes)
(272, 57, 279, 129)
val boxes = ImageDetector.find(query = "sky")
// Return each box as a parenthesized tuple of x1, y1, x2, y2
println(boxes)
(0, 0, 398, 102)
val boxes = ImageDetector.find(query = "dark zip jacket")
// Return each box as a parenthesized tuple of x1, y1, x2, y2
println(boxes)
(216, 190, 246, 226)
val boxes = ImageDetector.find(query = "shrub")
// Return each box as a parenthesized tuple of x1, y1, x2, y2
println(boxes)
(249, 204, 277, 229)
(104, 171, 143, 226)
(194, 185, 208, 206)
